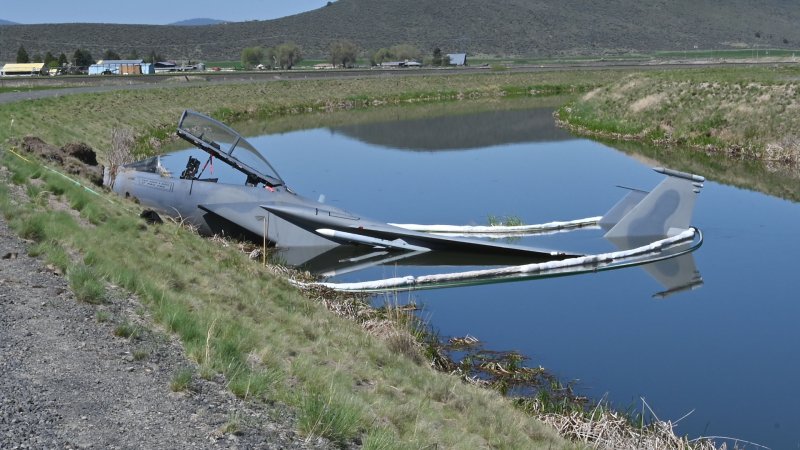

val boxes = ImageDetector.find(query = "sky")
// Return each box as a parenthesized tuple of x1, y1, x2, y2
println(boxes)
(0, 0, 333, 24)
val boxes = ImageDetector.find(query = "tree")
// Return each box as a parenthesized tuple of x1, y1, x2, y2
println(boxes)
(146, 50, 164, 64)
(43, 52, 57, 66)
(16, 45, 30, 63)
(241, 46, 265, 69)
(329, 39, 358, 68)
(371, 48, 392, 66)
(126, 49, 140, 60)
(58, 53, 68, 67)
(103, 49, 121, 61)
(73, 49, 94, 67)
(31, 54, 43, 63)
(432, 47, 443, 66)
(389, 44, 421, 62)
(264, 47, 277, 69)
(275, 42, 302, 69)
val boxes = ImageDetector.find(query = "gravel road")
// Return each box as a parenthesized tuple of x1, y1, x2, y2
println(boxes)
(0, 212, 332, 449)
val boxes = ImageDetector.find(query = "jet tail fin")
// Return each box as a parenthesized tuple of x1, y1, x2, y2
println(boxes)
(601, 167, 704, 240)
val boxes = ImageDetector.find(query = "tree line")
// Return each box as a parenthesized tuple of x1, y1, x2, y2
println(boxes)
(14, 45, 166, 68)
(241, 42, 303, 70)
(242, 40, 455, 69)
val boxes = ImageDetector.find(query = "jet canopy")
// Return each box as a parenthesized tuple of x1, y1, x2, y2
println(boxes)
(176, 110, 285, 187)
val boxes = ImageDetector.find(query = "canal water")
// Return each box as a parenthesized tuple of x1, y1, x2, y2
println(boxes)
(168, 102, 800, 448)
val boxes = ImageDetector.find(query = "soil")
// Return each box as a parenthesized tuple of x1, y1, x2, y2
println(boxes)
(0, 188, 333, 448)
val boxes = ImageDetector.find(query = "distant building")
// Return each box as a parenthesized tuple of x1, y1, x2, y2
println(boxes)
(379, 60, 422, 68)
(446, 53, 467, 66)
(1, 63, 45, 76)
(88, 60, 147, 75)
(154, 61, 178, 73)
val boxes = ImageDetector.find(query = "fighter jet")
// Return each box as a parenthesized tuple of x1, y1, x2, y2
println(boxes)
(107, 110, 704, 292)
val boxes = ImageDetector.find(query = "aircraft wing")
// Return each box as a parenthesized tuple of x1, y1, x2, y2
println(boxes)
(260, 203, 579, 262)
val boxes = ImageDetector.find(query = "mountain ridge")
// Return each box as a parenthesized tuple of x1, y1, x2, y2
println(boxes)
(1, 0, 798, 61)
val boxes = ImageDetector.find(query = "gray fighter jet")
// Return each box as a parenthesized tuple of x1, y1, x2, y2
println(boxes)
(107, 110, 704, 292)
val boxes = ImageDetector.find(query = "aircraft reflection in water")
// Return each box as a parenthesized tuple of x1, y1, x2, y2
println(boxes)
(107, 110, 703, 295)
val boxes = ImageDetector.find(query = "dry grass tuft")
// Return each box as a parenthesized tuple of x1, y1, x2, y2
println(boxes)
(540, 409, 725, 450)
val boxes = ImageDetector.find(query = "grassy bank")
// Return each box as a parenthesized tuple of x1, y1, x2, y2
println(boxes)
(0, 70, 622, 160)
(557, 65, 800, 165)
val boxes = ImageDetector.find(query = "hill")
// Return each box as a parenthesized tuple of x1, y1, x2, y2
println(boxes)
(0, 19, 19, 25)
(0, 0, 798, 61)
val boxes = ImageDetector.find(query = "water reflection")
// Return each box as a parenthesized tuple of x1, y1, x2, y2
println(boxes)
(276, 236, 703, 295)
(330, 107, 573, 151)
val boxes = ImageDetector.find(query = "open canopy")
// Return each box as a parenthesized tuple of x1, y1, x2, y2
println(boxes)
(176, 110, 285, 187)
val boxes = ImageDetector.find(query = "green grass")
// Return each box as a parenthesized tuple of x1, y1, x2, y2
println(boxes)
(170, 368, 194, 392)
(113, 322, 140, 339)
(655, 48, 800, 59)
(68, 264, 106, 304)
(0, 85, 63, 94)
(297, 389, 364, 444)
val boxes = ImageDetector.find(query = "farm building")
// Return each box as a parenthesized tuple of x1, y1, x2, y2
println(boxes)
(154, 61, 178, 73)
(379, 60, 422, 68)
(446, 53, 468, 66)
(88, 60, 153, 75)
(1, 63, 45, 76)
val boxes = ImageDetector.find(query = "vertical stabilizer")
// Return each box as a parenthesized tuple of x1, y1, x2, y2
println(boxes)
(603, 167, 704, 240)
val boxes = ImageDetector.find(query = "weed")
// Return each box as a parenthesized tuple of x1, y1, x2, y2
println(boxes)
(113, 322, 139, 339)
(95, 310, 110, 323)
(170, 368, 194, 392)
(29, 240, 69, 272)
(16, 213, 47, 241)
(298, 389, 363, 445)
(198, 363, 216, 381)
(68, 264, 106, 304)
(221, 411, 242, 435)
(487, 214, 524, 226)
(133, 349, 149, 361)
(227, 368, 282, 400)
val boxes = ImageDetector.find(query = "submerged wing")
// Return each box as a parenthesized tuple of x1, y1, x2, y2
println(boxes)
(260, 203, 579, 262)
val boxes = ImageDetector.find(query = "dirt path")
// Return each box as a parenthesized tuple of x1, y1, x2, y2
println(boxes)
(0, 215, 331, 449)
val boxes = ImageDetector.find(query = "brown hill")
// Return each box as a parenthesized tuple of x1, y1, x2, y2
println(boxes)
(1, 0, 798, 62)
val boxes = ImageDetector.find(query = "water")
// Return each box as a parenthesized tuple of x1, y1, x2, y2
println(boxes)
(169, 105, 800, 448)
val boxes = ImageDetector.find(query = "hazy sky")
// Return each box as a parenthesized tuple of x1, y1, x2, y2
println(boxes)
(1, 0, 333, 24)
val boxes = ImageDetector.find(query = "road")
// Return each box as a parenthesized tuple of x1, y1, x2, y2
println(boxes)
(2, 59, 789, 105)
